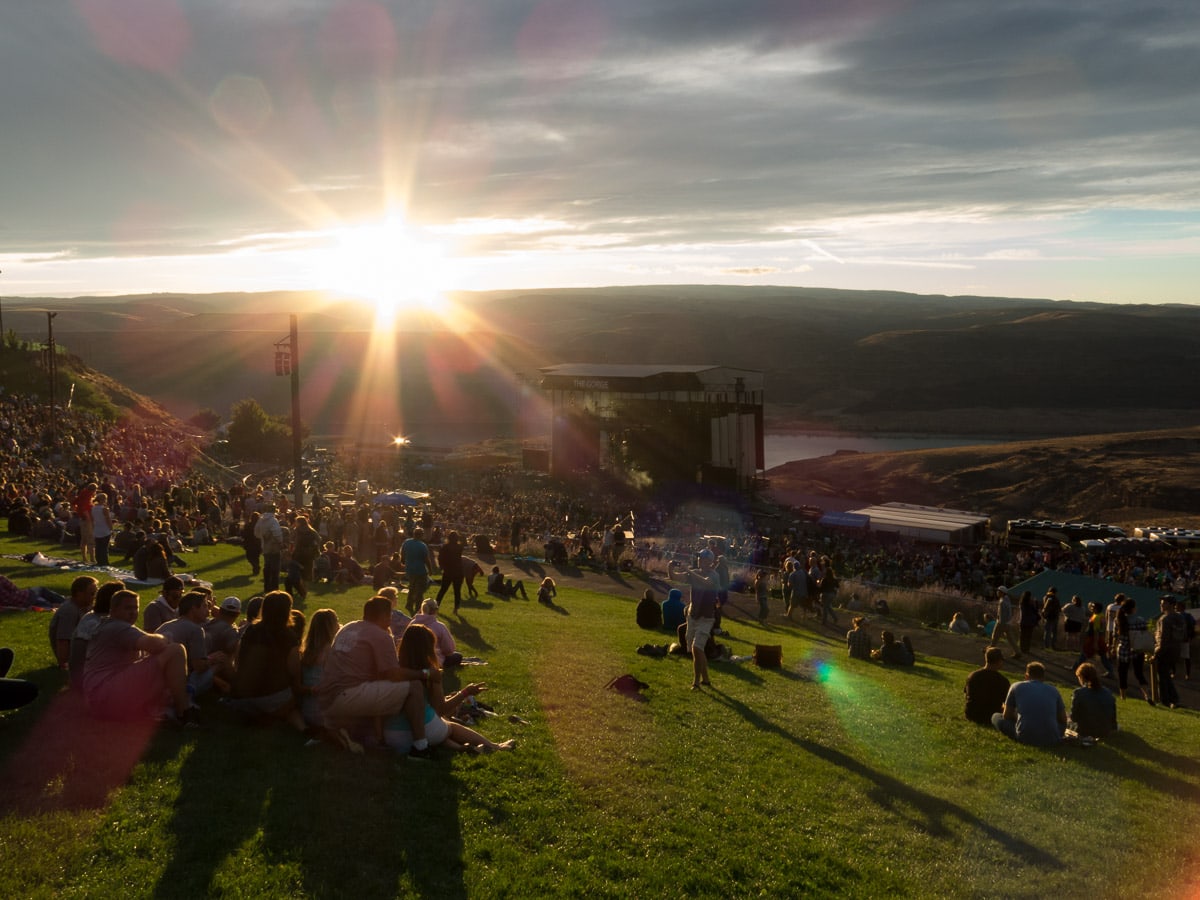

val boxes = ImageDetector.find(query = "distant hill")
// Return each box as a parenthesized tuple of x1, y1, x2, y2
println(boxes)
(766, 426, 1200, 527)
(2, 286, 1198, 438)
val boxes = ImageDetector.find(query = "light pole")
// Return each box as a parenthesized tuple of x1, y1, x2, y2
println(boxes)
(47, 311, 57, 443)
(0, 269, 5, 345)
(274, 315, 303, 512)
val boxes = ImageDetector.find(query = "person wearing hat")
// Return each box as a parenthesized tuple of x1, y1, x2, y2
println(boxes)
(204, 595, 243, 692)
(987, 586, 1022, 658)
(681, 548, 721, 690)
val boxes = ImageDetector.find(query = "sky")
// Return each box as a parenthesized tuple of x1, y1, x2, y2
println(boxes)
(2, 0, 1199, 305)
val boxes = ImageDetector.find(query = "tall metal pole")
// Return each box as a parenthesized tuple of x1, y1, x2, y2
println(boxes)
(0, 269, 5, 343)
(47, 311, 57, 443)
(290, 314, 303, 512)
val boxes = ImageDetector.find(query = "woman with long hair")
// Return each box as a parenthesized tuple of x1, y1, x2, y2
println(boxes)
(385, 624, 515, 754)
(1115, 597, 1153, 704)
(297, 609, 340, 728)
(1069, 662, 1118, 740)
(230, 590, 307, 732)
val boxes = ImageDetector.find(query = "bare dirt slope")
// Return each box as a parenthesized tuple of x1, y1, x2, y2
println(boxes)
(766, 426, 1200, 527)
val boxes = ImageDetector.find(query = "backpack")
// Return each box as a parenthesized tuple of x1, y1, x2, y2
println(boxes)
(606, 674, 650, 697)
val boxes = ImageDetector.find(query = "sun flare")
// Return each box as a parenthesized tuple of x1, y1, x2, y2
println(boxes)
(319, 216, 454, 325)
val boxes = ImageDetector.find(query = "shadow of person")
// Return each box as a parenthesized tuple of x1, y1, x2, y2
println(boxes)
(448, 615, 495, 653)
(700, 688, 1065, 871)
(150, 713, 468, 900)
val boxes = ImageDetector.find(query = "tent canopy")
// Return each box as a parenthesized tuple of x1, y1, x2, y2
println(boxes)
(372, 490, 429, 507)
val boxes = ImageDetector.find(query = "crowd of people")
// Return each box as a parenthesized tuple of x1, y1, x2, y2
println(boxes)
(3, 385, 1197, 751)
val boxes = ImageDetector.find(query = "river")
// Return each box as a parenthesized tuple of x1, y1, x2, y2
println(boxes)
(764, 433, 1002, 470)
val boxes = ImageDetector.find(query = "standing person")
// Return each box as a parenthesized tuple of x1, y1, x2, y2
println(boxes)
(1061, 594, 1087, 651)
(1114, 597, 1152, 703)
(819, 557, 840, 627)
(434, 530, 465, 614)
(1017, 590, 1039, 654)
(1152, 595, 1187, 709)
(291, 515, 321, 583)
(83, 589, 197, 725)
(74, 482, 97, 564)
(241, 511, 262, 578)
(1041, 587, 1061, 651)
(254, 506, 284, 592)
(992, 661, 1066, 747)
(964, 647, 1010, 725)
(754, 569, 770, 622)
(1074, 601, 1115, 678)
(780, 559, 794, 618)
(401, 527, 433, 614)
(787, 558, 808, 620)
(91, 492, 114, 567)
(1176, 599, 1195, 681)
(806, 552, 824, 619)
(988, 586, 1022, 658)
(682, 548, 721, 691)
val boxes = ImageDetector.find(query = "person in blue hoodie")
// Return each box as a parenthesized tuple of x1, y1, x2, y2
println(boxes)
(661, 588, 686, 631)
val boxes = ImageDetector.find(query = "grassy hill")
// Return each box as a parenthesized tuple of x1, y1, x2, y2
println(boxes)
(1, 534, 1198, 898)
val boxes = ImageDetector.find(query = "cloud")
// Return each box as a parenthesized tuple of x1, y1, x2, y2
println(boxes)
(0, 1, 1198, 301)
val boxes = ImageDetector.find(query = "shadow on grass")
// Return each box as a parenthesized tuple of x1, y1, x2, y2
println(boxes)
(151, 717, 468, 899)
(1061, 730, 1200, 798)
(449, 614, 496, 653)
(513, 559, 545, 578)
(702, 687, 1065, 871)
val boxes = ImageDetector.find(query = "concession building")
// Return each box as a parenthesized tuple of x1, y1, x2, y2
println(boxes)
(539, 364, 764, 489)
(834, 502, 992, 545)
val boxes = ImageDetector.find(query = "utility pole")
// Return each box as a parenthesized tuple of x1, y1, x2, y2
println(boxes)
(47, 312, 57, 443)
(289, 313, 302, 512)
(275, 315, 303, 512)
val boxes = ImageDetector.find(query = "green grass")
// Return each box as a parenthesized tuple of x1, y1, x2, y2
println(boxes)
(2, 533, 1199, 899)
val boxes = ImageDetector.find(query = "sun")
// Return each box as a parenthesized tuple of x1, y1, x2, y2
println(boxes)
(318, 215, 453, 325)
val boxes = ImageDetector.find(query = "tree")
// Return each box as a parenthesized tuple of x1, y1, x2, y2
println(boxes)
(225, 398, 305, 463)
(188, 408, 221, 432)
